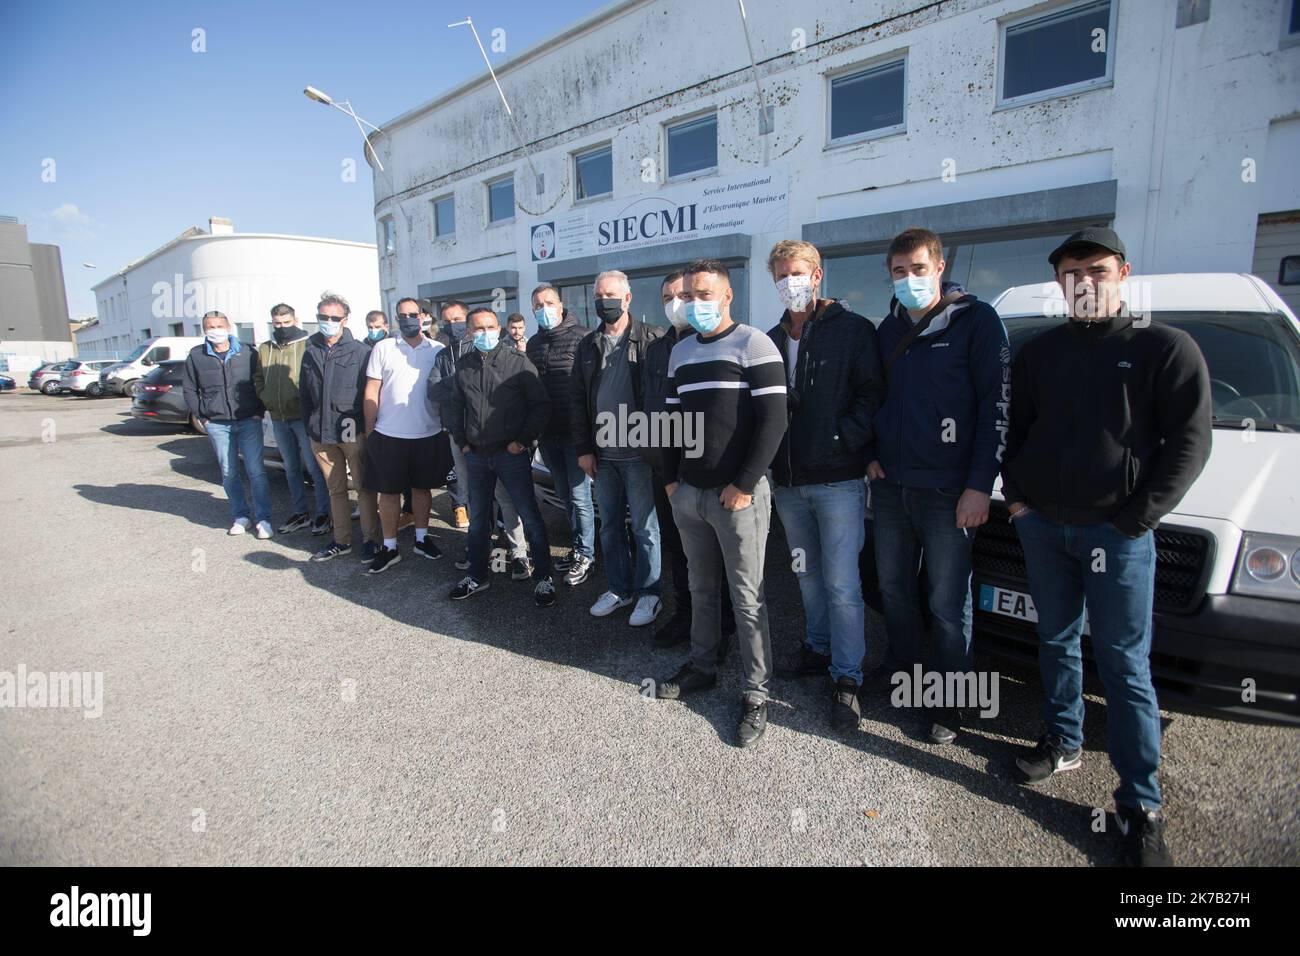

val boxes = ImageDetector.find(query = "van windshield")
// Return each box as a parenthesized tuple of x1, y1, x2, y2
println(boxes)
(1004, 312, 1300, 432)
(122, 342, 150, 363)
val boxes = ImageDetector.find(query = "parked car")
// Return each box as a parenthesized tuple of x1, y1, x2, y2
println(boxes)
(129, 361, 197, 428)
(0, 373, 15, 392)
(104, 335, 205, 397)
(61, 360, 119, 396)
(30, 361, 71, 394)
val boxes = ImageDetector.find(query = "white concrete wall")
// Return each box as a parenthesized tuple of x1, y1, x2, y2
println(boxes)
(371, 0, 1300, 327)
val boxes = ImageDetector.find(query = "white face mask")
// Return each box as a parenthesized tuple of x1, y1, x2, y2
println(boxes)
(204, 329, 228, 345)
(776, 274, 814, 312)
(663, 297, 689, 330)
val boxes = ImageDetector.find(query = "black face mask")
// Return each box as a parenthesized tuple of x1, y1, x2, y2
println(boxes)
(272, 326, 291, 344)
(397, 316, 422, 338)
(595, 298, 624, 324)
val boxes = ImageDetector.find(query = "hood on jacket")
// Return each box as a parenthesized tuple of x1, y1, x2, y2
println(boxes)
(886, 280, 971, 335)
(269, 326, 310, 347)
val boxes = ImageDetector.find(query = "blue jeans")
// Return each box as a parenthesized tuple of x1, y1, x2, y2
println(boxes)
(1013, 510, 1162, 809)
(205, 418, 273, 525)
(448, 440, 468, 508)
(465, 448, 551, 581)
(871, 480, 973, 676)
(774, 479, 867, 684)
(271, 418, 329, 518)
(592, 456, 660, 599)
(537, 435, 596, 560)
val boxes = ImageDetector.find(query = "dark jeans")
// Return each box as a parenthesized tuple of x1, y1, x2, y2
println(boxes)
(465, 448, 551, 582)
(871, 479, 973, 676)
(1013, 509, 1162, 809)
(653, 469, 731, 619)
(538, 435, 596, 560)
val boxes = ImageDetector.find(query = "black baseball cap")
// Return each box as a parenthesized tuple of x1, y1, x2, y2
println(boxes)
(1048, 227, 1126, 268)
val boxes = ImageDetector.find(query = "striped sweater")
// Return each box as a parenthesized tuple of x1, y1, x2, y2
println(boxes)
(663, 322, 788, 493)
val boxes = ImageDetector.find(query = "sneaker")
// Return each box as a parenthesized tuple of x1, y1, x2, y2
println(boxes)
(1115, 805, 1173, 867)
(656, 663, 717, 700)
(449, 575, 490, 600)
(737, 697, 768, 748)
(1015, 735, 1083, 785)
(367, 546, 401, 574)
(397, 512, 415, 532)
(358, 541, 379, 563)
(414, 537, 443, 560)
(590, 591, 634, 618)
(454, 552, 471, 571)
(652, 611, 691, 648)
(228, 517, 252, 536)
(278, 512, 310, 533)
(311, 541, 351, 562)
(510, 556, 533, 580)
(928, 708, 962, 745)
(311, 514, 331, 536)
(453, 506, 469, 529)
(629, 596, 662, 627)
(254, 520, 274, 540)
(564, 554, 594, 587)
(534, 577, 556, 608)
(776, 644, 831, 679)
(554, 550, 576, 573)
(831, 677, 861, 732)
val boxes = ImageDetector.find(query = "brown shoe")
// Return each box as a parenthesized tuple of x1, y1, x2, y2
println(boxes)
(453, 506, 469, 529)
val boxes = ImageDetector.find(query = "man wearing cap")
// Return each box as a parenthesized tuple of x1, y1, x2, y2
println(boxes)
(1002, 227, 1211, 866)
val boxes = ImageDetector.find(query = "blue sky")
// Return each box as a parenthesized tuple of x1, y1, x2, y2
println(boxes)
(0, 0, 609, 317)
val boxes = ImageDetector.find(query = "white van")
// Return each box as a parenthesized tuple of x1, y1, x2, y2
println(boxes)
(973, 273, 1300, 724)
(102, 336, 205, 397)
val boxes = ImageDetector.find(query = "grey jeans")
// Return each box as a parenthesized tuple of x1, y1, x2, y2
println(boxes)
(670, 476, 773, 702)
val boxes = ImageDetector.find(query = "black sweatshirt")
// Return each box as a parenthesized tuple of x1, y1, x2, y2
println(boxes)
(1001, 313, 1212, 536)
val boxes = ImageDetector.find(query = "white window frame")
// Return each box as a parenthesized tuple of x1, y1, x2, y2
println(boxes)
(824, 53, 908, 148)
(486, 174, 516, 227)
(379, 216, 396, 256)
(995, 0, 1118, 111)
(432, 194, 455, 239)
(664, 110, 719, 184)
(572, 142, 614, 203)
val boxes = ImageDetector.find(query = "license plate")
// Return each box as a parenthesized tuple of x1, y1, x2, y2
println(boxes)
(978, 584, 1090, 635)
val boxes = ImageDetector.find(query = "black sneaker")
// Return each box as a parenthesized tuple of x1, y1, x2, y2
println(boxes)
(831, 677, 861, 732)
(737, 697, 768, 748)
(367, 546, 401, 574)
(449, 575, 490, 600)
(554, 550, 576, 573)
(358, 541, 379, 563)
(652, 611, 691, 648)
(656, 663, 717, 700)
(1015, 735, 1083, 784)
(510, 556, 533, 580)
(454, 552, 470, 571)
(414, 537, 443, 560)
(534, 577, 556, 608)
(278, 512, 311, 533)
(310, 540, 351, 562)
(776, 644, 831, 679)
(1115, 805, 1173, 867)
(311, 514, 332, 536)
(563, 554, 594, 587)
(928, 708, 962, 745)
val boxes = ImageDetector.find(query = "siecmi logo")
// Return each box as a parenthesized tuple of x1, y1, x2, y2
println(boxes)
(49, 886, 151, 936)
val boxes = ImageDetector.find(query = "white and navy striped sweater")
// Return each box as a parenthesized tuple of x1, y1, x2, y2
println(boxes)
(663, 322, 788, 494)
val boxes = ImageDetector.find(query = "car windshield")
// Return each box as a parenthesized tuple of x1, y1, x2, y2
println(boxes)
(1004, 312, 1300, 432)
(122, 342, 149, 363)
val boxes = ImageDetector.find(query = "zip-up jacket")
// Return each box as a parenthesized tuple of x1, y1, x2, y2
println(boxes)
(254, 328, 309, 421)
(570, 318, 664, 458)
(1002, 313, 1211, 536)
(640, 324, 692, 472)
(182, 340, 264, 422)
(767, 299, 884, 486)
(525, 312, 585, 439)
(298, 328, 371, 445)
(445, 342, 551, 456)
(873, 284, 1009, 493)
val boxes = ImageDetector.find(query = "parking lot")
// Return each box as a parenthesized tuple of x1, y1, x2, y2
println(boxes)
(1, 390, 1296, 866)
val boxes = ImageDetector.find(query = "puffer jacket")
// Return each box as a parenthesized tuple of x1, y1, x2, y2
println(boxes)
(525, 311, 585, 438)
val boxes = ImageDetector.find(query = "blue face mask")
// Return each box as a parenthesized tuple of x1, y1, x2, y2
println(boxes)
(473, 329, 500, 352)
(894, 275, 937, 311)
(318, 319, 341, 338)
(534, 305, 561, 330)
(685, 300, 722, 335)
(366, 328, 386, 342)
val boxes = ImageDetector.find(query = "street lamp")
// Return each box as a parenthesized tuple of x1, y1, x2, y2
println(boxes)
(302, 86, 386, 172)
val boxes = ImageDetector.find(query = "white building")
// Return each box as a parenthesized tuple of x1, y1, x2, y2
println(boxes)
(367, 0, 1300, 331)
(77, 217, 381, 358)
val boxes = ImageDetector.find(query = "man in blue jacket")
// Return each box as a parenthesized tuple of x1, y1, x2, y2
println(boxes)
(869, 227, 1009, 745)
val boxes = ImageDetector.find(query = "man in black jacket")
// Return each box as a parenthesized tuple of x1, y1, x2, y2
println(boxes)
(182, 310, 273, 538)
(1002, 228, 1211, 867)
(437, 300, 473, 529)
(765, 240, 884, 733)
(526, 283, 596, 586)
(444, 307, 556, 608)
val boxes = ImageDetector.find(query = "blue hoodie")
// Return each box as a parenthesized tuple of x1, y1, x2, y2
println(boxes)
(872, 282, 1010, 494)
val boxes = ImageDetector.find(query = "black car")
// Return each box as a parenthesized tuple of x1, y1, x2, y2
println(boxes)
(130, 361, 197, 429)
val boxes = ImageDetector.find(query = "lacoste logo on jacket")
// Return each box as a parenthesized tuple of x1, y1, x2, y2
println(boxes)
(930, 342, 951, 348)
(1117, 360, 1132, 368)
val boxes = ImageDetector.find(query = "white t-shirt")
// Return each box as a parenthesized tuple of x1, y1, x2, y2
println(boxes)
(785, 334, 800, 387)
(366, 336, 444, 439)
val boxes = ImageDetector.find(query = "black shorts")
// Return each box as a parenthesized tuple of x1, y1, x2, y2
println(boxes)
(363, 430, 453, 494)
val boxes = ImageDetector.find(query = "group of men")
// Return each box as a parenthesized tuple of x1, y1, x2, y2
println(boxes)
(180, 223, 1211, 866)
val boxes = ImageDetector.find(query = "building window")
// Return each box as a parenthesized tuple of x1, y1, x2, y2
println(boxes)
(999, 0, 1115, 107)
(488, 176, 515, 224)
(666, 113, 717, 180)
(169, 322, 182, 336)
(141, 328, 151, 340)
(557, 264, 748, 331)
(828, 58, 906, 144)
(192, 324, 201, 336)
(380, 217, 396, 255)
(1285, 0, 1300, 46)
(433, 195, 455, 237)
(574, 145, 613, 201)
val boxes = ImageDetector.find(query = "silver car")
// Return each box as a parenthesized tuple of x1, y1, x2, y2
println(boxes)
(60, 360, 118, 396)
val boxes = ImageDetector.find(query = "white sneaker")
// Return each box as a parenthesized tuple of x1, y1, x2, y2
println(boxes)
(589, 591, 633, 618)
(629, 595, 662, 627)
(228, 517, 252, 536)
(254, 520, 274, 540)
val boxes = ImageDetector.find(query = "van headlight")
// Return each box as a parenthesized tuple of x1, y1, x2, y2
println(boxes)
(1232, 534, 1300, 602)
